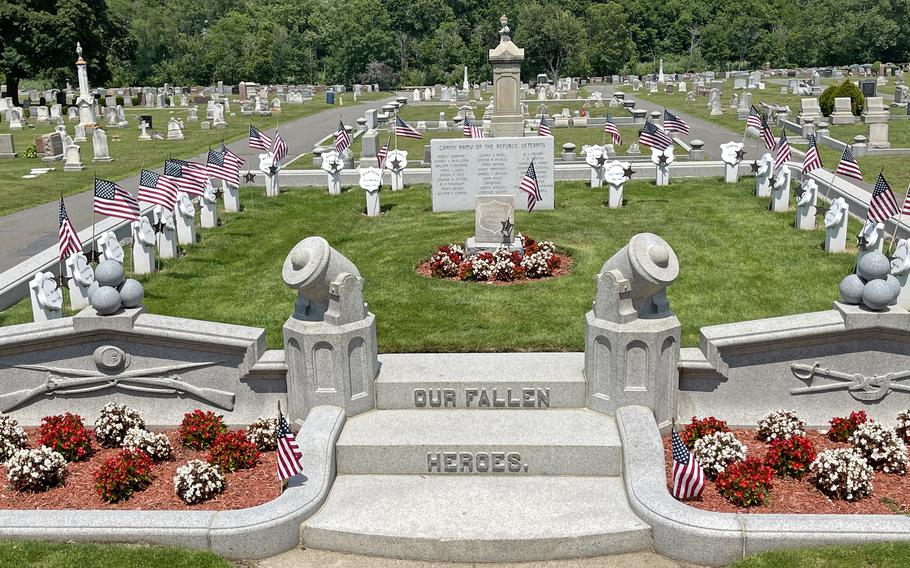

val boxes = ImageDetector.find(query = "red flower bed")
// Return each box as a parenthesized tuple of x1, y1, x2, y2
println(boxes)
(764, 435, 816, 479)
(207, 431, 260, 472)
(94, 449, 153, 502)
(715, 456, 774, 507)
(178, 410, 227, 450)
(828, 410, 867, 443)
(680, 416, 729, 449)
(38, 413, 93, 462)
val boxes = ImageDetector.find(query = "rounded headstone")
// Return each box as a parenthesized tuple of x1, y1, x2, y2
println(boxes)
(862, 279, 894, 311)
(839, 274, 865, 304)
(857, 251, 890, 281)
(95, 259, 125, 288)
(90, 286, 122, 315)
(118, 278, 144, 308)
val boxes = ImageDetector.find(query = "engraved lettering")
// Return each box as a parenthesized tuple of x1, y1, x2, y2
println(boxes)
(522, 388, 534, 407)
(429, 389, 442, 408)
(414, 389, 427, 407)
(507, 452, 522, 472)
(508, 388, 520, 407)
(493, 388, 506, 408)
(443, 389, 456, 408)
(537, 388, 550, 408)
(427, 452, 441, 472)
(492, 452, 506, 472)
(460, 453, 473, 472)
(465, 388, 478, 407)
(479, 390, 491, 407)
(443, 452, 457, 473)
(475, 452, 490, 472)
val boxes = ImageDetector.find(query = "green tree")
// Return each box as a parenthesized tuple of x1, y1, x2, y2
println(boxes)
(584, 2, 632, 76)
(514, 1, 587, 81)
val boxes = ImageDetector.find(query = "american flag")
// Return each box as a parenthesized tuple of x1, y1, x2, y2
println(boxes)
(802, 134, 822, 173)
(759, 115, 776, 150)
(639, 120, 673, 150)
(603, 115, 622, 145)
(273, 132, 288, 162)
(164, 158, 207, 197)
(93, 178, 139, 221)
(834, 145, 863, 182)
(747, 106, 775, 149)
(671, 429, 705, 500)
(395, 116, 423, 139)
(662, 109, 689, 135)
(462, 115, 485, 138)
(867, 173, 899, 224)
(376, 133, 390, 168)
(518, 161, 542, 212)
(206, 149, 241, 186)
(774, 129, 791, 170)
(138, 168, 179, 209)
(903, 182, 910, 216)
(221, 143, 246, 178)
(746, 105, 764, 132)
(277, 412, 303, 481)
(58, 198, 82, 262)
(538, 113, 552, 137)
(249, 125, 272, 152)
(334, 121, 351, 153)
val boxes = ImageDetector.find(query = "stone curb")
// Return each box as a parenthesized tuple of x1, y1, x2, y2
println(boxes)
(0, 405, 345, 560)
(616, 405, 910, 566)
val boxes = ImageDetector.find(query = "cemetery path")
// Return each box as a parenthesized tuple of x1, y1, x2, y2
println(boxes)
(0, 95, 396, 274)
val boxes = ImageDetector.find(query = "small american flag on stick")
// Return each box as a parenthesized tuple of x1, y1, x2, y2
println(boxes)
(802, 135, 822, 173)
(639, 121, 673, 150)
(834, 145, 863, 182)
(277, 411, 303, 481)
(671, 428, 705, 500)
(538, 114, 552, 137)
(462, 115, 485, 139)
(138, 169, 179, 209)
(395, 116, 423, 139)
(334, 121, 351, 153)
(206, 149, 241, 186)
(249, 125, 272, 152)
(93, 178, 139, 221)
(774, 129, 791, 170)
(376, 133, 390, 168)
(662, 109, 689, 135)
(603, 115, 622, 145)
(164, 159, 207, 197)
(273, 132, 288, 162)
(58, 198, 82, 262)
(518, 161, 542, 212)
(868, 173, 899, 224)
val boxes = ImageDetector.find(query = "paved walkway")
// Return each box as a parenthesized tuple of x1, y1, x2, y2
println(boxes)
(0, 95, 394, 273)
(251, 549, 705, 568)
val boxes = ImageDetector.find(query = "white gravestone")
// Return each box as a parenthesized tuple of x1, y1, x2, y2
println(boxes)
(29, 271, 63, 322)
(98, 231, 124, 263)
(584, 145, 607, 188)
(890, 240, 910, 310)
(8, 108, 23, 130)
(359, 167, 383, 217)
(430, 136, 554, 211)
(131, 217, 156, 274)
(824, 197, 849, 253)
(259, 152, 281, 197)
(65, 252, 94, 310)
(167, 117, 184, 140)
(709, 90, 722, 116)
(174, 194, 196, 245)
(138, 120, 151, 141)
(153, 206, 178, 259)
(201, 182, 217, 228)
(857, 220, 886, 268)
(770, 165, 791, 212)
(754, 153, 774, 197)
(63, 139, 85, 172)
(212, 103, 226, 129)
(92, 127, 113, 163)
(604, 161, 630, 209)
(384, 149, 408, 191)
(720, 141, 743, 183)
(320, 149, 344, 195)
(222, 179, 240, 212)
(795, 178, 817, 230)
(651, 147, 674, 186)
(74, 122, 87, 142)
(466, 195, 521, 255)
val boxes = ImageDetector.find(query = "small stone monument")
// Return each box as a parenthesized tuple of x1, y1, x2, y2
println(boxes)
(584, 145, 607, 188)
(187, 107, 199, 122)
(63, 138, 85, 171)
(321, 150, 344, 196)
(152, 205, 177, 259)
(131, 217, 156, 274)
(167, 117, 184, 140)
(709, 90, 722, 116)
(98, 231, 124, 263)
(64, 251, 94, 310)
(138, 120, 151, 141)
(720, 141, 744, 183)
(92, 127, 113, 163)
(174, 193, 196, 245)
(795, 178, 817, 230)
(824, 197, 849, 253)
(29, 271, 63, 322)
(212, 103, 226, 129)
(74, 122, 87, 142)
(754, 153, 774, 197)
(839, 251, 899, 311)
(489, 15, 525, 137)
(221, 179, 240, 212)
(856, 220, 886, 268)
(201, 183, 217, 228)
(466, 195, 521, 255)
(359, 167, 383, 217)
(770, 165, 791, 212)
(0, 134, 16, 159)
(7, 107, 23, 130)
(651, 146, 674, 186)
(383, 149, 407, 191)
(889, 240, 910, 309)
(259, 152, 281, 197)
(604, 161, 631, 208)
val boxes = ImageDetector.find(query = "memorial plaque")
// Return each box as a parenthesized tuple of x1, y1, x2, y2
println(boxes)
(430, 136, 554, 211)
(474, 195, 514, 243)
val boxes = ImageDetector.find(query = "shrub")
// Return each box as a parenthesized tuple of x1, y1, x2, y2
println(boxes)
(6, 446, 67, 491)
(94, 402, 145, 447)
(849, 422, 909, 474)
(0, 415, 29, 461)
(680, 416, 730, 449)
(819, 79, 865, 116)
(37, 413, 93, 461)
(178, 410, 227, 450)
(692, 431, 748, 479)
(122, 428, 173, 462)
(894, 409, 910, 443)
(757, 409, 805, 441)
(207, 431, 260, 472)
(94, 449, 153, 502)
(246, 417, 278, 451)
(24, 145, 37, 159)
(173, 459, 225, 504)
(715, 456, 774, 507)
(765, 435, 817, 479)
(829, 410, 868, 443)
(810, 448, 873, 501)
(429, 245, 464, 278)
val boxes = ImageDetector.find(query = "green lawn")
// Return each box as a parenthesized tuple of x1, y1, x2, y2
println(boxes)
(731, 542, 910, 568)
(0, 541, 230, 568)
(0, 92, 390, 217)
(0, 178, 860, 351)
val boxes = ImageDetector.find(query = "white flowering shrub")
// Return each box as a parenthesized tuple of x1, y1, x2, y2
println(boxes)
(94, 402, 145, 447)
(692, 431, 748, 479)
(810, 448, 873, 501)
(246, 417, 278, 451)
(173, 459, 225, 504)
(849, 422, 909, 474)
(6, 446, 67, 491)
(0, 415, 28, 461)
(895, 410, 910, 443)
(122, 428, 173, 462)
(757, 409, 806, 441)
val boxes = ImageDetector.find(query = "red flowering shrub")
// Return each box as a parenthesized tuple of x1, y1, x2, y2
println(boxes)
(680, 416, 730, 450)
(37, 413, 93, 461)
(94, 449, 153, 502)
(715, 456, 774, 507)
(765, 435, 817, 479)
(207, 431, 260, 472)
(178, 410, 227, 450)
(828, 410, 867, 443)
(429, 245, 464, 278)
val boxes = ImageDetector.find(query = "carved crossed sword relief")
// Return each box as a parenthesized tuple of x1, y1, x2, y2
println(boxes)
(790, 361, 910, 402)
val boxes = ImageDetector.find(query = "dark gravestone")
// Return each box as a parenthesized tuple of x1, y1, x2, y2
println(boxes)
(140, 114, 152, 129)
(860, 79, 877, 98)
(56, 91, 66, 105)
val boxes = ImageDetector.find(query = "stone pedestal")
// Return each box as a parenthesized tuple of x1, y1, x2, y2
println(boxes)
(364, 190, 381, 216)
(655, 164, 670, 186)
(264, 171, 280, 197)
(608, 183, 624, 208)
(389, 169, 404, 191)
(223, 180, 240, 212)
(488, 16, 525, 138)
(64, 253, 93, 310)
(770, 166, 791, 212)
(201, 199, 217, 228)
(157, 226, 178, 259)
(28, 272, 63, 323)
(327, 173, 341, 196)
(175, 206, 196, 245)
(824, 198, 849, 253)
(590, 166, 603, 188)
(724, 162, 739, 183)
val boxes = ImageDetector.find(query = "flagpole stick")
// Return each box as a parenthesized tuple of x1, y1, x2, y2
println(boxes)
(91, 173, 97, 265)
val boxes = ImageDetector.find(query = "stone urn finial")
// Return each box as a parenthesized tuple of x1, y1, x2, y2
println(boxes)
(499, 15, 510, 43)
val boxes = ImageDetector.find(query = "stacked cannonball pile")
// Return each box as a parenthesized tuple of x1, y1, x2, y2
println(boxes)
(88, 260, 144, 315)
(838, 251, 900, 310)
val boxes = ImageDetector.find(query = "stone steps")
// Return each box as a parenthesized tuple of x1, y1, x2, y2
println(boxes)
(335, 409, 621, 476)
(301, 474, 651, 563)
(375, 352, 586, 410)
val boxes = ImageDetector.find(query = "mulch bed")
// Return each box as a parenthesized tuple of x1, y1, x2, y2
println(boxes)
(0, 429, 279, 511)
(416, 254, 573, 285)
(663, 428, 910, 515)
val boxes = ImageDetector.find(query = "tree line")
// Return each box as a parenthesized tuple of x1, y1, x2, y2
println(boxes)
(2, 0, 908, 104)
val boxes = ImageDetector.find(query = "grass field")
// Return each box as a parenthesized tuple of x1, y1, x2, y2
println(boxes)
(0, 178, 861, 351)
(0, 92, 390, 217)
(731, 542, 910, 568)
(0, 541, 230, 568)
